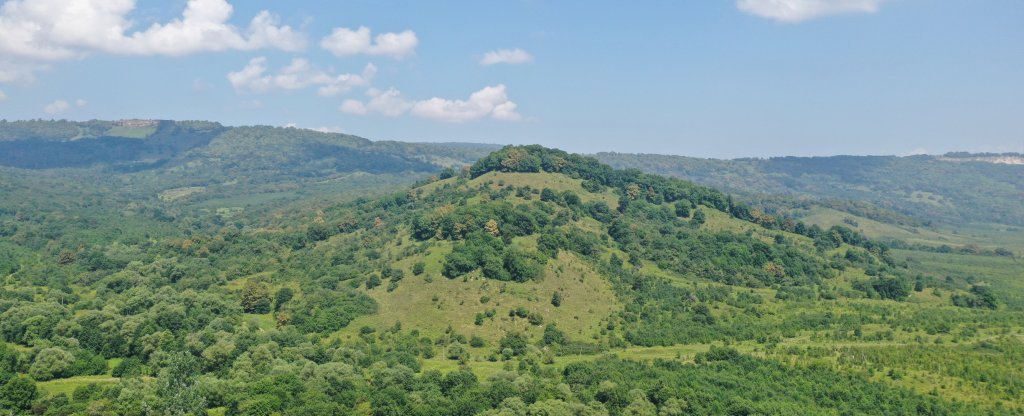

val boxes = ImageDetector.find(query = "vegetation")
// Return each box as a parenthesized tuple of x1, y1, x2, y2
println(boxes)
(596, 151, 1024, 227)
(0, 131, 1022, 414)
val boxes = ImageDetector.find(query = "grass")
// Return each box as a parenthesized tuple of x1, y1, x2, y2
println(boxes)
(338, 249, 619, 347)
(421, 342, 734, 381)
(37, 376, 123, 396)
(895, 249, 1024, 310)
(103, 125, 157, 139)
(798, 207, 1024, 254)
(158, 186, 206, 201)
(416, 172, 621, 208)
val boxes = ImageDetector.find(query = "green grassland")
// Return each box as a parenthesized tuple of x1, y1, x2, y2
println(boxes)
(339, 249, 618, 346)
(796, 206, 1024, 256)
(103, 125, 158, 139)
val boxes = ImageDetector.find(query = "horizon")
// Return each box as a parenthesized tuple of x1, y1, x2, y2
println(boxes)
(0, 1, 1021, 158)
(4, 117, 1023, 160)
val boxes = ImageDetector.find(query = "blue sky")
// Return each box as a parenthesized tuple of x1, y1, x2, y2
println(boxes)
(0, 0, 1021, 158)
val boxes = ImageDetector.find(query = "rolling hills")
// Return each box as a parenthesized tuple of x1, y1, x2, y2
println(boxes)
(595, 152, 1024, 229)
(2, 144, 1022, 414)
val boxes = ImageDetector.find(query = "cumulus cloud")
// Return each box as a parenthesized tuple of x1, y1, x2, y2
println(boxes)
(43, 99, 69, 114)
(736, 0, 883, 23)
(75, 98, 86, 107)
(339, 99, 368, 115)
(320, 26, 417, 59)
(412, 85, 521, 122)
(480, 48, 532, 66)
(341, 88, 413, 117)
(228, 57, 375, 96)
(341, 85, 521, 123)
(0, 0, 305, 82)
(0, 89, 6, 101)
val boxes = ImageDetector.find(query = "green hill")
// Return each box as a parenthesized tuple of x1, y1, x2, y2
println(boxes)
(2, 145, 1021, 414)
(595, 152, 1024, 228)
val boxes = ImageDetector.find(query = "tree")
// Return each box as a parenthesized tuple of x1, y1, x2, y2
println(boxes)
(0, 375, 36, 412)
(499, 332, 529, 356)
(540, 188, 560, 202)
(623, 389, 657, 416)
(503, 248, 543, 282)
(674, 201, 691, 218)
(551, 291, 563, 307)
(29, 347, 74, 381)
(274, 287, 294, 312)
(690, 209, 705, 227)
(870, 277, 909, 300)
(970, 285, 998, 309)
(152, 352, 206, 416)
(542, 325, 566, 346)
(240, 280, 272, 314)
(485, 219, 501, 236)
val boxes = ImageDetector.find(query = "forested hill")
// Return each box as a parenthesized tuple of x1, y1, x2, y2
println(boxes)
(0, 120, 499, 221)
(0, 119, 497, 171)
(594, 152, 1024, 227)
(3, 144, 1021, 414)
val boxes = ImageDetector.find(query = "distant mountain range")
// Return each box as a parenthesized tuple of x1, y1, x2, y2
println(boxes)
(1, 119, 1020, 229)
(594, 152, 1024, 227)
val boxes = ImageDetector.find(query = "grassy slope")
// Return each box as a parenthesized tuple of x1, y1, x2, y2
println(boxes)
(798, 206, 1024, 253)
(336, 170, 1024, 411)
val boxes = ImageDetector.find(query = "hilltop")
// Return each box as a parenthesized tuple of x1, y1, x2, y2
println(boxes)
(3, 144, 1022, 414)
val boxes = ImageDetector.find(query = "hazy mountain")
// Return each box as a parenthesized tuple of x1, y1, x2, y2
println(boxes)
(595, 152, 1024, 227)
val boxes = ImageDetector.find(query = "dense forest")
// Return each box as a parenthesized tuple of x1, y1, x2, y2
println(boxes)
(1, 126, 1022, 414)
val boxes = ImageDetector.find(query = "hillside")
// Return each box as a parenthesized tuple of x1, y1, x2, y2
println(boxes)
(2, 145, 1022, 414)
(0, 120, 498, 247)
(595, 152, 1024, 228)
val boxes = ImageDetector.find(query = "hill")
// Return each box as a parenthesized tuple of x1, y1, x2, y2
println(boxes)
(594, 152, 1024, 228)
(0, 120, 498, 252)
(2, 145, 1022, 414)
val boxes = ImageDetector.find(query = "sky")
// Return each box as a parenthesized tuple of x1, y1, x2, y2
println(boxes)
(0, 0, 1021, 158)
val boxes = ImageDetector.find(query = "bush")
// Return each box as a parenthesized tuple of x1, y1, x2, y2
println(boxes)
(469, 336, 486, 348)
(499, 333, 529, 356)
(29, 347, 75, 381)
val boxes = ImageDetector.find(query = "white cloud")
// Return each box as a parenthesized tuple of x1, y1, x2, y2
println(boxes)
(736, 0, 883, 23)
(228, 57, 374, 96)
(0, 59, 50, 83)
(480, 48, 532, 66)
(339, 88, 414, 117)
(284, 123, 344, 134)
(43, 99, 69, 114)
(412, 84, 521, 122)
(320, 26, 417, 59)
(75, 98, 86, 107)
(339, 99, 367, 115)
(0, 0, 305, 82)
(0, 89, 6, 101)
(341, 85, 521, 123)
